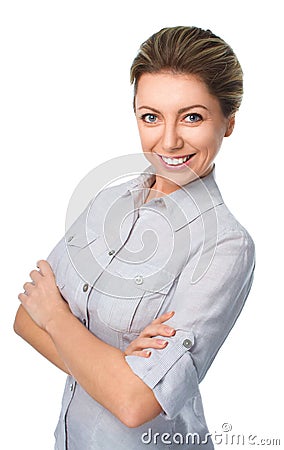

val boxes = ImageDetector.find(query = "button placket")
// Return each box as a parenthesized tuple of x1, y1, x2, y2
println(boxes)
(68, 377, 77, 394)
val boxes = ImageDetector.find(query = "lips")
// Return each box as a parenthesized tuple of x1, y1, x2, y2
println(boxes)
(157, 152, 196, 169)
(159, 153, 194, 159)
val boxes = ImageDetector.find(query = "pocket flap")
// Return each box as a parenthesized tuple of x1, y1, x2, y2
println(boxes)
(65, 232, 99, 249)
(132, 267, 176, 295)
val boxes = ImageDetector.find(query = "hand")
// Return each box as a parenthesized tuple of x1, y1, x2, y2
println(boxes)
(124, 311, 176, 358)
(18, 260, 71, 331)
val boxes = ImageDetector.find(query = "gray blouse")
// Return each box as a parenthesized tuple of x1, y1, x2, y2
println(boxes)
(47, 164, 255, 449)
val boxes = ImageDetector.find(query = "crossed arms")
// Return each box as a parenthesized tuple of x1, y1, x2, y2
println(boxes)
(14, 261, 175, 427)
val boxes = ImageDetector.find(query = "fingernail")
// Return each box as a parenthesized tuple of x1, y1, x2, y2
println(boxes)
(157, 339, 167, 345)
(165, 326, 175, 335)
(144, 351, 151, 357)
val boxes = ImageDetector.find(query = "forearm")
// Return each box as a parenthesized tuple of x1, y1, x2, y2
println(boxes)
(17, 257, 161, 427)
(46, 310, 162, 427)
(14, 305, 70, 375)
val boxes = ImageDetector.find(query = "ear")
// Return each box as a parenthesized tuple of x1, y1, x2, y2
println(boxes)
(224, 114, 235, 137)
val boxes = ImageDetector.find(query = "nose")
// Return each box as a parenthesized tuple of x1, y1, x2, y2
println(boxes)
(161, 122, 184, 153)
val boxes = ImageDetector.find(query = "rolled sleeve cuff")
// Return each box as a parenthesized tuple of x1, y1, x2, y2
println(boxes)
(125, 329, 199, 420)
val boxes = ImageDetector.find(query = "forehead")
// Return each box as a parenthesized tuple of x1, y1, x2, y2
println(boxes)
(135, 72, 219, 111)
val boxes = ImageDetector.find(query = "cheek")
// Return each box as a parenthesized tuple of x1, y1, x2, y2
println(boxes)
(184, 127, 210, 149)
(185, 126, 223, 151)
(138, 126, 159, 150)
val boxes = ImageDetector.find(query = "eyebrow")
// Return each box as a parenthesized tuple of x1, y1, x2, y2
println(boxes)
(137, 104, 209, 114)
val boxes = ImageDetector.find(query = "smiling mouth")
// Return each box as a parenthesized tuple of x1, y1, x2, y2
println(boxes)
(157, 153, 196, 166)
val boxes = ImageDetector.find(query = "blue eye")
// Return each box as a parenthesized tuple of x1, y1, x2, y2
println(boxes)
(184, 113, 202, 123)
(141, 113, 158, 123)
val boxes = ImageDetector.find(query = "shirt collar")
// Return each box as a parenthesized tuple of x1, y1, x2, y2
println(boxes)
(121, 163, 224, 231)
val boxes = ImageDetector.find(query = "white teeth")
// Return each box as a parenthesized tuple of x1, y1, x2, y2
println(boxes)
(161, 154, 191, 165)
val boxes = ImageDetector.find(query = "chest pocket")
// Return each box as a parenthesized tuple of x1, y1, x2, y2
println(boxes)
(92, 266, 176, 334)
(54, 231, 177, 334)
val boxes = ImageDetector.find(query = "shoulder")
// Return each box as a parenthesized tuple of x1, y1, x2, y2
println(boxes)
(211, 203, 255, 277)
(203, 168, 254, 253)
(215, 203, 254, 249)
(191, 195, 255, 272)
(88, 176, 141, 212)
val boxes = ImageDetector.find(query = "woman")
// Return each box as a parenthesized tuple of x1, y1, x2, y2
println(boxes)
(14, 26, 255, 449)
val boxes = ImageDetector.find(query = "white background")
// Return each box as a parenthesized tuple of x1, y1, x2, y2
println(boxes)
(1, 1, 283, 449)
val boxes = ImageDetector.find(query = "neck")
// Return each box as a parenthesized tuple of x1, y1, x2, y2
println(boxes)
(152, 175, 181, 196)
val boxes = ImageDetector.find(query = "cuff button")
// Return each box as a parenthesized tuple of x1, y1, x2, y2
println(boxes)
(183, 339, 192, 349)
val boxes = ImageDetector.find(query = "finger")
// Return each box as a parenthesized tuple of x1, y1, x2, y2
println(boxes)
(139, 311, 175, 337)
(130, 337, 169, 351)
(18, 292, 28, 303)
(140, 323, 176, 338)
(23, 281, 35, 293)
(151, 310, 175, 325)
(36, 260, 54, 277)
(29, 269, 43, 283)
(129, 350, 152, 358)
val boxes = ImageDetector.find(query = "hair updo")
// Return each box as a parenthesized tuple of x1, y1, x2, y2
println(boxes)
(130, 26, 243, 117)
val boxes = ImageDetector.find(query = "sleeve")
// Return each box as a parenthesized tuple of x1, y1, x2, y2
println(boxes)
(45, 235, 65, 278)
(45, 198, 94, 281)
(125, 228, 256, 420)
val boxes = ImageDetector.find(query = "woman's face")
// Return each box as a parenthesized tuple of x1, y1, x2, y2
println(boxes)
(135, 72, 235, 192)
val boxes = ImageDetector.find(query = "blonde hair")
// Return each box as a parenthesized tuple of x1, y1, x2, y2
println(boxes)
(130, 26, 243, 117)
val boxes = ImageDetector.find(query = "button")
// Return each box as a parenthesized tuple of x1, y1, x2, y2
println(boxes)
(108, 249, 115, 256)
(70, 383, 74, 391)
(67, 235, 74, 242)
(82, 318, 87, 325)
(83, 283, 89, 292)
(134, 275, 143, 285)
(183, 339, 192, 349)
